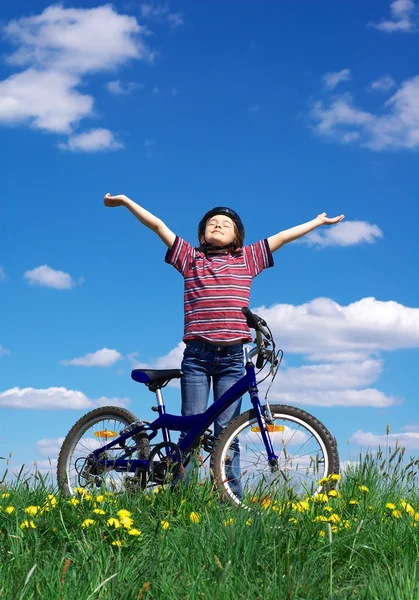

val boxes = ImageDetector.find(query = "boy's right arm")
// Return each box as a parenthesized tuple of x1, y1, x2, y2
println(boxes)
(104, 193, 176, 249)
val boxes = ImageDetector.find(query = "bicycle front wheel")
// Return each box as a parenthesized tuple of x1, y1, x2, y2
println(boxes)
(57, 406, 147, 497)
(210, 404, 339, 508)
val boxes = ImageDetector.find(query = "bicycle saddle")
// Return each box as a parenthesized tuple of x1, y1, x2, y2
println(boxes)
(131, 369, 183, 389)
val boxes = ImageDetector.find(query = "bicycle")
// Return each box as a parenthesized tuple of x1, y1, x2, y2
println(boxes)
(57, 307, 339, 508)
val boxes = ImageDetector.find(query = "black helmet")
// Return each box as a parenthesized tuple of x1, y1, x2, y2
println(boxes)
(198, 207, 245, 243)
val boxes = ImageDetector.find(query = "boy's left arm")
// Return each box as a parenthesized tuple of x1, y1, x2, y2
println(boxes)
(267, 212, 344, 253)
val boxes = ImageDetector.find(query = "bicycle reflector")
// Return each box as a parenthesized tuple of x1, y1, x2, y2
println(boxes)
(93, 430, 117, 438)
(251, 424, 285, 432)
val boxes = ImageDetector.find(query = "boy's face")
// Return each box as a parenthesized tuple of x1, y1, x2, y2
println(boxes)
(203, 214, 236, 246)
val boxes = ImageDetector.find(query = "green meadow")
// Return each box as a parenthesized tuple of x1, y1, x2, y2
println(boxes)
(1, 448, 418, 600)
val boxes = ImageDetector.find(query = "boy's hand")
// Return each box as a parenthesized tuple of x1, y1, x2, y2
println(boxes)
(316, 212, 345, 225)
(104, 193, 128, 207)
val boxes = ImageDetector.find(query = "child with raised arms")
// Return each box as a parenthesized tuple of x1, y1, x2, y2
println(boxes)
(104, 193, 344, 493)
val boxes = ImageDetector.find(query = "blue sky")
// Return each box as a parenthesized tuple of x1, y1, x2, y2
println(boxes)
(1, 0, 419, 479)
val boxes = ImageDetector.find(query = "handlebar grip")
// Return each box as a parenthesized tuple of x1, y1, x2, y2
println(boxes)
(242, 306, 265, 328)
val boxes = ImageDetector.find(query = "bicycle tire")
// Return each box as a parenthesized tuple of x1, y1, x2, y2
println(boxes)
(57, 406, 144, 497)
(210, 404, 339, 508)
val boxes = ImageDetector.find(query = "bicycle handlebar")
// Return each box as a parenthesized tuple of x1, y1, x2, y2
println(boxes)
(241, 307, 271, 340)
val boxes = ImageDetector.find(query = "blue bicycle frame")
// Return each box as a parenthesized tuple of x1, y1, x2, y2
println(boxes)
(89, 349, 278, 473)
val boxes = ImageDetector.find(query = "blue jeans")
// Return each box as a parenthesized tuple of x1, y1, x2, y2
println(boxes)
(178, 340, 245, 496)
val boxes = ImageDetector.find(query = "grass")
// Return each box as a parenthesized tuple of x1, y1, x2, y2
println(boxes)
(1, 447, 419, 600)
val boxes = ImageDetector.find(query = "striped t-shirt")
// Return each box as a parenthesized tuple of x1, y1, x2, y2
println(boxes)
(165, 237, 274, 343)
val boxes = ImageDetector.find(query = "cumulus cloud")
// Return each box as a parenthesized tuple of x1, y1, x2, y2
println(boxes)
(0, 267, 7, 281)
(370, 0, 418, 33)
(0, 4, 154, 147)
(369, 75, 396, 92)
(60, 348, 122, 367)
(0, 345, 10, 357)
(322, 68, 351, 90)
(300, 220, 383, 248)
(0, 386, 129, 409)
(24, 265, 80, 289)
(58, 128, 123, 152)
(351, 429, 419, 449)
(311, 76, 419, 150)
(253, 297, 419, 360)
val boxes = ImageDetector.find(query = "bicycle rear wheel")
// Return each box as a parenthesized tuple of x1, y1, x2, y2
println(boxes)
(57, 406, 148, 497)
(210, 404, 339, 509)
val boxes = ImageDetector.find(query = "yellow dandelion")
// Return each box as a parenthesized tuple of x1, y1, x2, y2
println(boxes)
(328, 513, 341, 524)
(358, 485, 369, 493)
(328, 490, 340, 498)
(400, 501, 415, 516)
(189, 512, 200, 524)
(349, 499, 359, 505)
(223, 518, 234, 526)
(386, 503, 396, 510)
(161, 520, 170, 530)
(296, 501, 310, 512)
(107, 518, 120, 528)
(392, 510, 402, 519)
(1, 493, 10, 499)
(154, 486, 163, 494)
(25, 506, 42, 516)
(95, 495, 105, 503)
(313, 494, 329, 503)
(81, 519, 95, 528)
(69, 498, 80, 506)
(5, 506, 15, 514)
(111, 540, 125, 547)
(20, 520, 36, 529)
(313, 515, 328, 522)
(331, 525, 339, 533)
(120, 517, 134, 529)
(289, 517, 298, 524)
(74, 487, 86, 494)
(342, 520, 351, 530)
(246, 519, 252, 526)
(44, 494, 57, 508)
(323, 506, 333, 513)
(93, 508, 106, 515)
(261, 498, 271, 510)
(128, 528, 141, 536)
(330, 474, 341, 482)
(116, 509, 132, 519)
(319, 530, 326, 537)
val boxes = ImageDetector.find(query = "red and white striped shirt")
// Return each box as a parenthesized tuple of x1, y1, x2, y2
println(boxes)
(165, 237, 274, 343)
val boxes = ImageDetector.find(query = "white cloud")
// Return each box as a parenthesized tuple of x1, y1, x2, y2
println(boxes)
(140, 3, 184, 29)
(58, 128, 123, 152)
(0, 69, 93, 134)
(300, 220, 383, 248)
(270, 388, 398, 408)
(60, 348, 122, 367)
(0, 4, 154, 146)
(36, 438, 65, 457)
(107, 79, 140, 95)
(152, 86, 160, 94)
(311, 76, 419, 150)
(369, 75, 396, 92)
(252, 297, 419, 360)
(0, 345, 10, 357)
(351, 429, 419, 449)
(4, 5, 152, 74)
(322, 68, 351, 90)
(371, 0, 417, 32)
(0, 386, 130, 410)
(0, 267, 7, 281)
(24, 265, 79, 289)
